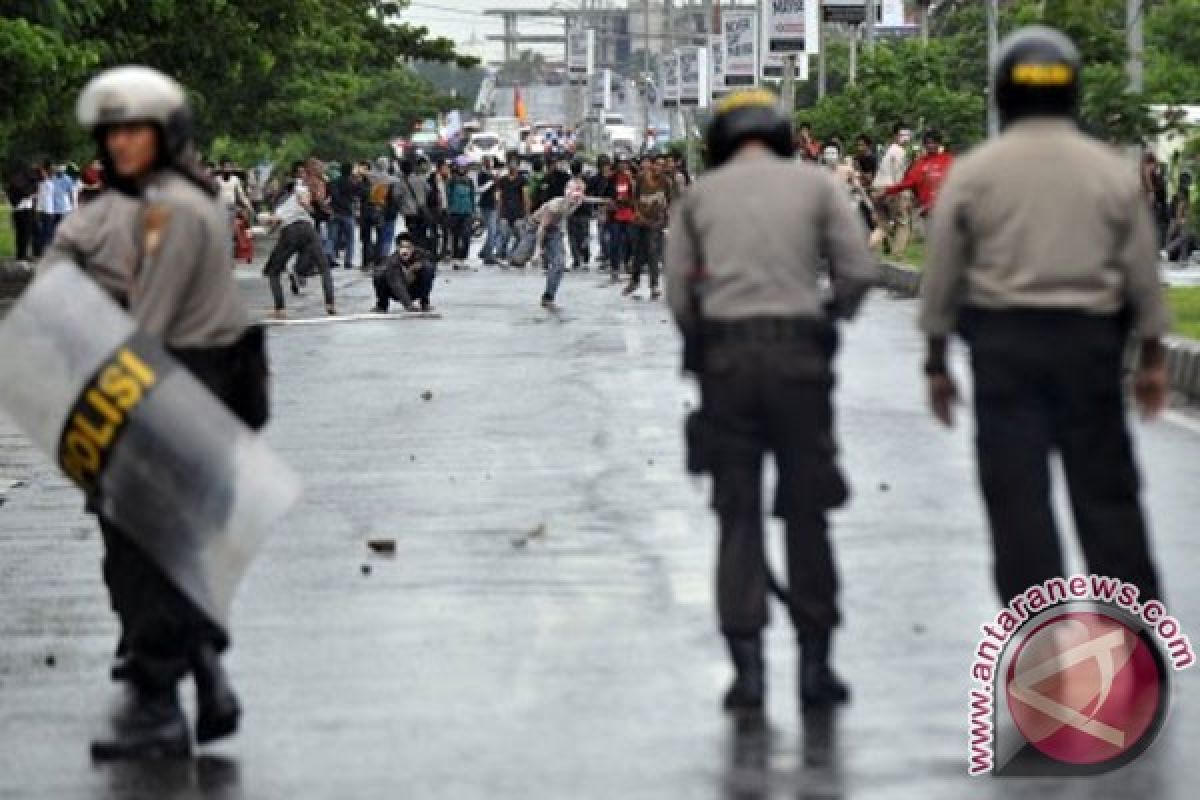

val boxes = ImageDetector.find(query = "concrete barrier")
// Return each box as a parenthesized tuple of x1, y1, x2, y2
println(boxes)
(877, 260, 922, 295)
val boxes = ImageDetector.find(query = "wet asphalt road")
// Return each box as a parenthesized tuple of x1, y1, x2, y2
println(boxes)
(2, 242, 1200, 799)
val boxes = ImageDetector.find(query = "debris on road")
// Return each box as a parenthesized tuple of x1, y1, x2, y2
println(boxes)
(420, 390, 434, 402)
(367, 539, 396, 556)
(511, 523, 547, 549)
(44, 655, 56, 668)
(360, 564, 372, 576)
(879, 483, 891, 492)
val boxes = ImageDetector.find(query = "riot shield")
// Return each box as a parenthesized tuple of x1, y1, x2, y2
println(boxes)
(0, 261, 300, 630)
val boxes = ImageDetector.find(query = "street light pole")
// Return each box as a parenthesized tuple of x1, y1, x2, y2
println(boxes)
(817, 1, 826, 99)
(1127, 0, 1144, 92)
(986, 0, 999, 137)
(865, 0, 876, 51)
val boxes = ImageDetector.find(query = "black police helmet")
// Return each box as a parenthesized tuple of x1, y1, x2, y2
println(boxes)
(993, 26, 1081, 129)
(705, 89, 794, 169)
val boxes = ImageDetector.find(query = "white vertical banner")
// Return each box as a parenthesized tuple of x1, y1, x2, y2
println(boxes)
(589, 68, 612, 111)
(766, 0, 819, 55)
(882, 0, 906, 26)
(723, 9, 759, 88)
(710, 33, 726, 99)
(678, 46, 709, 108)
(661, 52, 680, 108)
(567, 25, 594, 86)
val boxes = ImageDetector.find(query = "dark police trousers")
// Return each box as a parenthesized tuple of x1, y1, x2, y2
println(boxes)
(699, 319, 849, 637)
(101, 329, 270, 689)
(961, 307, 1162, 606)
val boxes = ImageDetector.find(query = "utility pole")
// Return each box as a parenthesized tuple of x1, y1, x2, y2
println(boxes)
(986, 0, 999, 137)
(666, 0, 678, 143)
(918, 0, 932, 45)
(849, 24, 858, 86)
(864, 0, 876, 51)
(816, 1, 826, 99)
(1127, 0, 1144, 92)
(643, 0, 651, 75)
(782, 54, 797, 115)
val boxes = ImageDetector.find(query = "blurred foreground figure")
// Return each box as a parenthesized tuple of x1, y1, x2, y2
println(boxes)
(667, 90, 876, 715)
(920, 27, 1168, 605)
(45, 67, 270, 759)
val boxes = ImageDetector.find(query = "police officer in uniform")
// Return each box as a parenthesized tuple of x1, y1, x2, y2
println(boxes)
(920, 28, 1168, 606)
(44, 67, 270, 759)
(666, 90, 876, 714)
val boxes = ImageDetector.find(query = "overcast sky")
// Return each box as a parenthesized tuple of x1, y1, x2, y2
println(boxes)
(402, 0, 620, 63)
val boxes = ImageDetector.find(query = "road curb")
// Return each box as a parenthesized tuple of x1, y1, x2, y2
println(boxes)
(877, 259, 922, 296)
(0, 259, 33, 292)
(876, 260, 1200, 405)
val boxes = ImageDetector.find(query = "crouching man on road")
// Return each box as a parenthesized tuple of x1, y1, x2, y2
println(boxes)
(666, 90, 876, 718)
(372, 232, 436, 313)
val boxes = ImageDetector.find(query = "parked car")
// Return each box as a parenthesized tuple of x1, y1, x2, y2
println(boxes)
(464, 132, 506, 166)
(408, 130, 452, 164)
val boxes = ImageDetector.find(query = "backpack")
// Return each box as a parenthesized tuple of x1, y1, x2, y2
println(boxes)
(369, 179, 391, 208)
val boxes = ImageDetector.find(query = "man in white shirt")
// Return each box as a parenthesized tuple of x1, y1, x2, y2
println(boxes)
(873, 123, 913, 257)
(35, 161, 60, 256)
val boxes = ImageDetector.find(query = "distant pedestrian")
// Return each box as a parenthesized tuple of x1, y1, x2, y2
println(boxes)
(566, 160, 590, 270)
(4, 163, 38, 261)
(606, 156, 637, 281)
(624, 153, 671, 299)
(477, 157, 501, 264)
(494, 159, 529, 262)
(446, 158, 477, 268)
(532, 183, 584, 310)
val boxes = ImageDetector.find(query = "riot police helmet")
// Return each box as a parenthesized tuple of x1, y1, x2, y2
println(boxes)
(705, 89, 794, 169)
(77, 66, 193, 159)
(993, 26, 1081, 129)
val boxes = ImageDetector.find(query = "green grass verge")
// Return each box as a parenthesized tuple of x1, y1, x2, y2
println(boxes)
(0, 207, 14, 260)
(1168, 287, 1200, 340)
(898, 239, 926, 269)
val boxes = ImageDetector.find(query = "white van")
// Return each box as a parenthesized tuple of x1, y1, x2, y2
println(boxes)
(482, 116, 522, 155)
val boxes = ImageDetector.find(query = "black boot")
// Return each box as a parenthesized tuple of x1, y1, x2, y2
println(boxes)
(799, 630, 850, 711)
(191, 645, 241, 745)
(722, 635, 765, 713)
(90, 683, 191, 761)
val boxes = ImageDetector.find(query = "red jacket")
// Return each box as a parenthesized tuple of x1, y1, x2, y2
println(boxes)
(885, 151, 954, 213)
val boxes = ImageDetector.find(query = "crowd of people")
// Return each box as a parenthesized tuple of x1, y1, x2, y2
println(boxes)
(2, 159, 104, 262)
(7, 118, 1191, 315)
(248, 148, 696, 316)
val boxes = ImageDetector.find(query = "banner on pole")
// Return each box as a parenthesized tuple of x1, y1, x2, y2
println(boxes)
(765, 0, 820, 55)
(589, 68, 612, 111)
(710, 33, 726, 98)
(661, 52, 680, 108)
(567, 25, 595, 86)
(678, 46, 709, 108)
(723, 9, 759, 88)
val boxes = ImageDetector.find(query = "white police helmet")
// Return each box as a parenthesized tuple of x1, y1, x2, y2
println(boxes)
(76, 66, 193, 158)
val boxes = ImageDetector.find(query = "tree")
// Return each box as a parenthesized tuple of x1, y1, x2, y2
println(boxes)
(0, 0, 478, 167)
(798, 0, 1179, 150)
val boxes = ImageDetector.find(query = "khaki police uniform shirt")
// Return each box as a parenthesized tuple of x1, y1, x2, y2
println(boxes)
(920, 119, 1169, 339)
(666, 151, 877, 331)
(43, 171, 249, 349)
